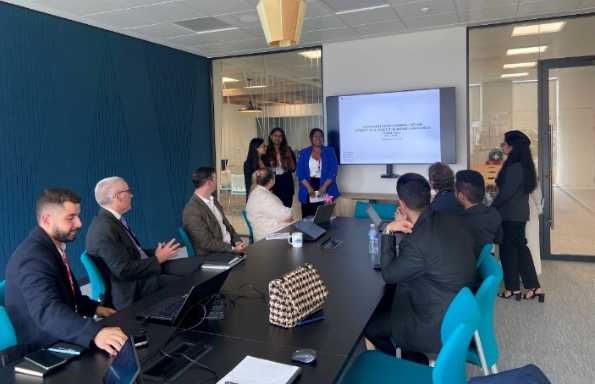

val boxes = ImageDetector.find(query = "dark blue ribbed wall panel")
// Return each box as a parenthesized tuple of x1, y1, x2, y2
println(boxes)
(0, 3, 213, 279)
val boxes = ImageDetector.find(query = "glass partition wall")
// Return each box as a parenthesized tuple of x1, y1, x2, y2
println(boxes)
(469, 14, 595, 260)
(212, 48, 323, 235)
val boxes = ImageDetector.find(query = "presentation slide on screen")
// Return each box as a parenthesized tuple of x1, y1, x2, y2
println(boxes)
(339, 89, 442, 164)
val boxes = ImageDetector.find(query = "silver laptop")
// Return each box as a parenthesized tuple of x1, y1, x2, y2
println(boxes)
(366, 206, 390, 232)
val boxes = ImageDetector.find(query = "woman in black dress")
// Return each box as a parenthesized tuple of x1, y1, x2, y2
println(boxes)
(243, 138, 267, 200)
(264, 128, 296, 208)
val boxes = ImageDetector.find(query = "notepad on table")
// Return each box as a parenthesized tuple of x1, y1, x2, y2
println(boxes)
(265, 232, 290, 240)
(217, 355, 301, 384)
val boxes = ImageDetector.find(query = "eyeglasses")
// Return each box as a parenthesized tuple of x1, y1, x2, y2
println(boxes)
(500, 142, 507, 148)
(116, 189, 133, 196)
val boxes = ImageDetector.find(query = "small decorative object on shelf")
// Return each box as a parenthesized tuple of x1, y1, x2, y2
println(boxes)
(487, 148, 504, 164)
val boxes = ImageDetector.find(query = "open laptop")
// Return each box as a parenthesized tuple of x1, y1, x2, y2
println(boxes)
(303, 203, 335, 228)
(103, 338, 141, 384)
(136, 270, 229, 325)
(366, 205, 391, 232)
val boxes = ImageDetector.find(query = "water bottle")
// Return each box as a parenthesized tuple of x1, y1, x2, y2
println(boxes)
(368, 224, 379, 266)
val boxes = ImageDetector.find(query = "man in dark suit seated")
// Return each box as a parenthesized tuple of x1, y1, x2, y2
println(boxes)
(455, 170, 502, 257)
(364, 173, 477, 363)
(182, 166, 247, 258)
(5, 188, 127, 355)
(86, 177, 201, 310)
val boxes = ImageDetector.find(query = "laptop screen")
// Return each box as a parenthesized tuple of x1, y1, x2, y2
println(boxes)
(103, 338, 141, 384)
(366, 206, 383, 226)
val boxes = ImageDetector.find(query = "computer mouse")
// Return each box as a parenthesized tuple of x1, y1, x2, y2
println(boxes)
(291, 348, 317, 364)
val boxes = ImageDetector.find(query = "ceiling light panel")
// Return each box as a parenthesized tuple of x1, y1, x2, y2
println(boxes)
(503, 62, 536, 69)
(512, 21, 566, 36)
(299, 49, 322, 59)
(501, 72, 529, 78)
(506, 45, 548, 56)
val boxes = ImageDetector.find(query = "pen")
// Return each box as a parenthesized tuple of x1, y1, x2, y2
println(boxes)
(48, 347, 80, 356)
(296, 315, 325, 326)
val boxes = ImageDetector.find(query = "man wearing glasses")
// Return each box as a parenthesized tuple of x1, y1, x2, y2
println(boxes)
(86, 176, 200, 310)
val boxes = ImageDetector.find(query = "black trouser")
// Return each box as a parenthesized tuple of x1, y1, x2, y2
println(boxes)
(500, 221, 540, 291)
(301, 177, 324, 218)
(363, 285, 429, 365)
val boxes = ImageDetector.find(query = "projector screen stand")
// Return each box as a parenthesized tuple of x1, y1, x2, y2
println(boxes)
(381, 165, 399, 179)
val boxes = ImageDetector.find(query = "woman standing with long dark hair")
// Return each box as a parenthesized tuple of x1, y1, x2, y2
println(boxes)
(243, 138, 267, 200)
(264, 128, 296, 208)
(493, 130, 544, 302)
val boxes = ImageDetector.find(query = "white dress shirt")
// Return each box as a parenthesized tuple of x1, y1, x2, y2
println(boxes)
(246, 185, 293, 242)
(197, 193, 232, 245)
(309, 156, 322, 178)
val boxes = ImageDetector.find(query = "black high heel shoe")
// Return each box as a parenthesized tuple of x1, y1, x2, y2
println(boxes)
(498, 290, 521, 301)
(524, 288, 545, 303)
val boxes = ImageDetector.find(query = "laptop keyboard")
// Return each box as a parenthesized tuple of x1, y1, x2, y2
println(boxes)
(145, 297, 184, 319)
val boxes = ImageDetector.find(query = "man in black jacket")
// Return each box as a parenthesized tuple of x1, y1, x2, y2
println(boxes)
(86, 177, 201, 310)
(455, 170, 502, 257)
(5, 188, 127, 355)
(364, 173, 477, 362)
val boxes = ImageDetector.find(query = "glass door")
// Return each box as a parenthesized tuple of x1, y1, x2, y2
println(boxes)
(539, 56, 595, 260)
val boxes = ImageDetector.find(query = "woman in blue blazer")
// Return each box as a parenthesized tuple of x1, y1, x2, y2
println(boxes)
(297, 128, 340, 217)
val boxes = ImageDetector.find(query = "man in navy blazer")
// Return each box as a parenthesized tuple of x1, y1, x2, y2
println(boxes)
(5, 188, 127, 355)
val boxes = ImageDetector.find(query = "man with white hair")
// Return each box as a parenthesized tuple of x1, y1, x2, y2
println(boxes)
(86, 176, 200, 310)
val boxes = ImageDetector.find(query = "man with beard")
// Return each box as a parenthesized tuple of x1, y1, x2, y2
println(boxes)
(5, 188, 127, 355)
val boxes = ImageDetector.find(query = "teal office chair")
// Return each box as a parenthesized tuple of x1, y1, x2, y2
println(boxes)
(353, 201, 398, 220)
(353, 201, 369, 219)
(373, 202, 399, 220)
(241, 209, 255, 244)
(468, 252, 503, 375)
(80, 252, 106, 303)
(0, 306, 17, 351)
(341, 288, 480, 384)
(177, 227, 196, 257)
(0, 280, 5, 306)
(477, 243, 494, 267)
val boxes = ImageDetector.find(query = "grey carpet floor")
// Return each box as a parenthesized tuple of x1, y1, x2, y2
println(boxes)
(491, 260, 595, 383)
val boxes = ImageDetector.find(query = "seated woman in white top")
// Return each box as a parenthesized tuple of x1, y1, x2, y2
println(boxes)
(246, 168, 294, 241)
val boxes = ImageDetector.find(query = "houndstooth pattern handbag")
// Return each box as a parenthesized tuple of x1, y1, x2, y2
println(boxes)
(268, 263, 329, 328)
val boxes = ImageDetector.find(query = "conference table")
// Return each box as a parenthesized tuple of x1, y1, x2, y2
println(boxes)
(0, 217, 386, 383)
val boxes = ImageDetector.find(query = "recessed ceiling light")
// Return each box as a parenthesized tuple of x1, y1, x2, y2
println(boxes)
(298, 49, 322, 59)
(244, 85, 268, 89)
(335, 4, 390, 15)
(501, 72, 529, 78)
(420, 7, 430, 13)
(503, 62, 536, 69)
(512, 21, 566, 37)
(506, 45, 547, 56)
(195, 27, 238, 35)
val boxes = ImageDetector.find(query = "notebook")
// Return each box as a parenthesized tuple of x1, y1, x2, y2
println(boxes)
(217, 355, 301, 384)
(202, 254, 246, 270)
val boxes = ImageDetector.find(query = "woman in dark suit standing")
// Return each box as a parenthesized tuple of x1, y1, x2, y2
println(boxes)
(264, 128, 296, 208)
(297, 128, 340, 218)
(493, 130, 544, 302)
(243, 138, 267, 200)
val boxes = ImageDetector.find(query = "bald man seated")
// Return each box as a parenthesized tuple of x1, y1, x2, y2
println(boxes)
(86, 177, 201, 310)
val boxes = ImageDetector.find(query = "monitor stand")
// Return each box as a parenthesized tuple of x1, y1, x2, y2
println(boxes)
(381, 164, 399, 179)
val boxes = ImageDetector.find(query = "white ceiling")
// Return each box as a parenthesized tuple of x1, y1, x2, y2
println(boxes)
(4, 0, 595, 58)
